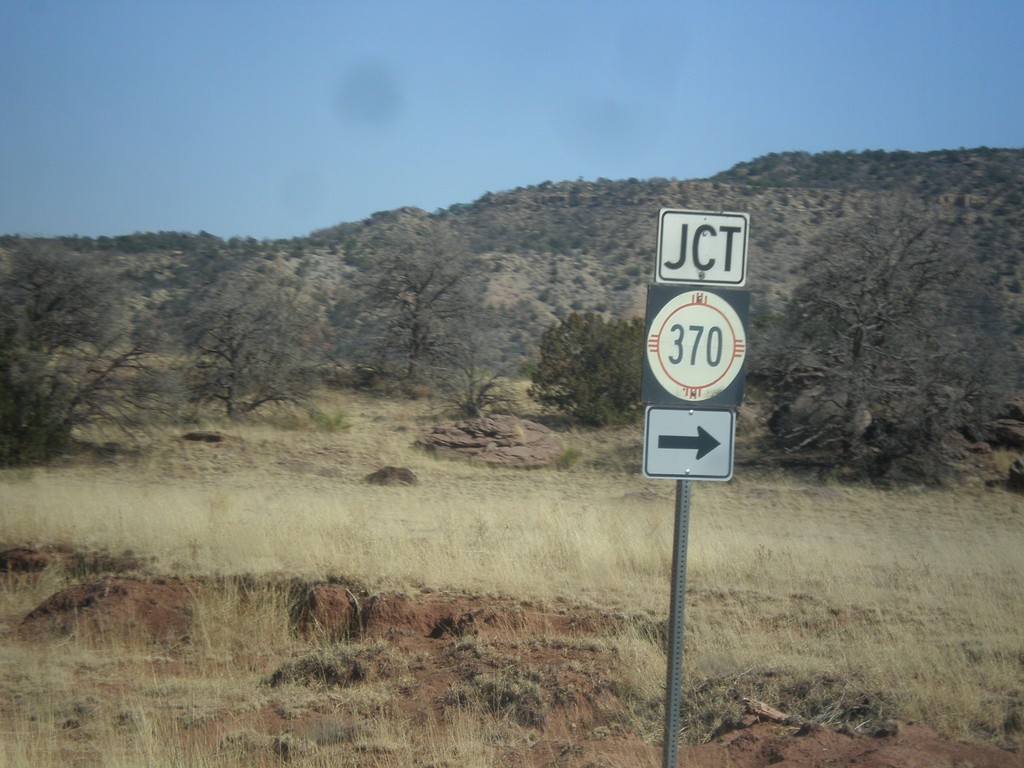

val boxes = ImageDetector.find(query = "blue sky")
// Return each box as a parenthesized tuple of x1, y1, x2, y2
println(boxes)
(2, 0, 1022, 240)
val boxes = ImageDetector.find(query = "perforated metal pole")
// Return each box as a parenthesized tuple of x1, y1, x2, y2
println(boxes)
(663, 478, 692, 768)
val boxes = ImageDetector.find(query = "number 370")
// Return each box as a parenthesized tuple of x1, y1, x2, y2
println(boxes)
(668, 324, 723, 367)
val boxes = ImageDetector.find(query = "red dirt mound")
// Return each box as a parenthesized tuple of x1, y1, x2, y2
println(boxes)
(688, 720, 1019, 768)
(292, 585, 619, 643)
(12, 576, 1021, 766)
(19, 576, 194, 644)
(279, 587, 1021, 767)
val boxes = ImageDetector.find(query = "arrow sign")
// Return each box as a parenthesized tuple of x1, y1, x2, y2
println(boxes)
(643, 407, 735, 480)
(658, 427, 720, 459)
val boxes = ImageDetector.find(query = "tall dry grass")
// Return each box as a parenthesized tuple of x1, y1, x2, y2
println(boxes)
(1, 389, 1022, 764)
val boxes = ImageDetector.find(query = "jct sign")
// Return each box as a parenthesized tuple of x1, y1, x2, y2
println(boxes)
(641, 284, 749, 407)
(643, 208, 752, 768)
(657, 209, 748, 286)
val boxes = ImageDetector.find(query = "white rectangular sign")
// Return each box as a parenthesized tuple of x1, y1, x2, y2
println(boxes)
(643, 406, 735, 480)
(656, 209, 749, 286)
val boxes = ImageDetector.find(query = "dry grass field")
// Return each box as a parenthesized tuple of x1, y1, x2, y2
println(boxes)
(1, 389, 1022, 767)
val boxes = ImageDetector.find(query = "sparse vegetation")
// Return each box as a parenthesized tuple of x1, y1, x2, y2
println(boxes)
(556, 446, 583, 470)
(3, 148, 1024, 477)
(344, 208, 488, 386)
(1, 149, 1023, 766)
(0, 241, 164, 465)
(0, 390, 1021, 766)
(762, 197, 1016, 481)
(182, 262, 325, 419)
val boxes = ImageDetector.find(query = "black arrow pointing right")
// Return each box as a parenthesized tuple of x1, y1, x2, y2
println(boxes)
(658, 426, 721, 460)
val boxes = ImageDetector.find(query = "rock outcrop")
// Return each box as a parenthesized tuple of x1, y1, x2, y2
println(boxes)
(417, 415, 562, 469)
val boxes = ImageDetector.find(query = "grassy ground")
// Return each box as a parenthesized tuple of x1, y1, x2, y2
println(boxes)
(1, 389, 1022, 765)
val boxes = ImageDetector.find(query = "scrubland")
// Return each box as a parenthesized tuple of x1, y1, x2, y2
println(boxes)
(0, 389, 1022, 766)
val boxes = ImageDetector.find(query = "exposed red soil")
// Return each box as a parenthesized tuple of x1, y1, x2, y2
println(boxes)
(8, 555, 1021, 767)
(688, 720, 1020, 768)
(18, 574, 194, 644)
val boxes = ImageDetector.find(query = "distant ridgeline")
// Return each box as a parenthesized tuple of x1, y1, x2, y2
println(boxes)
(2, 147, 1022, 353)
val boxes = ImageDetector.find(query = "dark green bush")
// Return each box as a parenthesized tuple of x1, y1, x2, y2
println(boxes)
(528, 312, 643, 427)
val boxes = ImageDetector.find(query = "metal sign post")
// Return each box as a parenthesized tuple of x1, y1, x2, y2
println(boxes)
(642, 208, 752, 767)
(663, 478, 692, 768)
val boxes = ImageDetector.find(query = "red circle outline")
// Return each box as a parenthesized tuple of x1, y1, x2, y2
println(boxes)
(655, 298, 740, 391)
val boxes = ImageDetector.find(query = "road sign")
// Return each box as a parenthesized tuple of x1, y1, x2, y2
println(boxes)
(656, 209, 749, 286)
(642, 284, 749, 407)
(643, 406, 735, 480)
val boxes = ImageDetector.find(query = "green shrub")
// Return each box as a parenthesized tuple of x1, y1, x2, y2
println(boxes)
(556, 447, 582, 470)
(528, 312, 643, 426)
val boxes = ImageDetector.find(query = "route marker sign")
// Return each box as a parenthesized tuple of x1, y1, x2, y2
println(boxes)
(642, 284, 749, 407)
(645, 208, 751, 768)
(657, 209, 749, 286)
(643, 406, 735, 480)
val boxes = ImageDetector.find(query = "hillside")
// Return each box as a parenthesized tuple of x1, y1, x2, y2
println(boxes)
(309, 147, 1024, 332)
(3, 151, 1024, 762)
(3, 147, 1023, 357)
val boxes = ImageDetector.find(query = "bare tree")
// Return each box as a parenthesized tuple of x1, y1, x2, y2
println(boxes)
(766, 197, 1014, 481)
(351, 209, 485, 386)
(0, 242, 160, 463)
(184, 263, 324, 419)
(434, 318, 519, 418)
